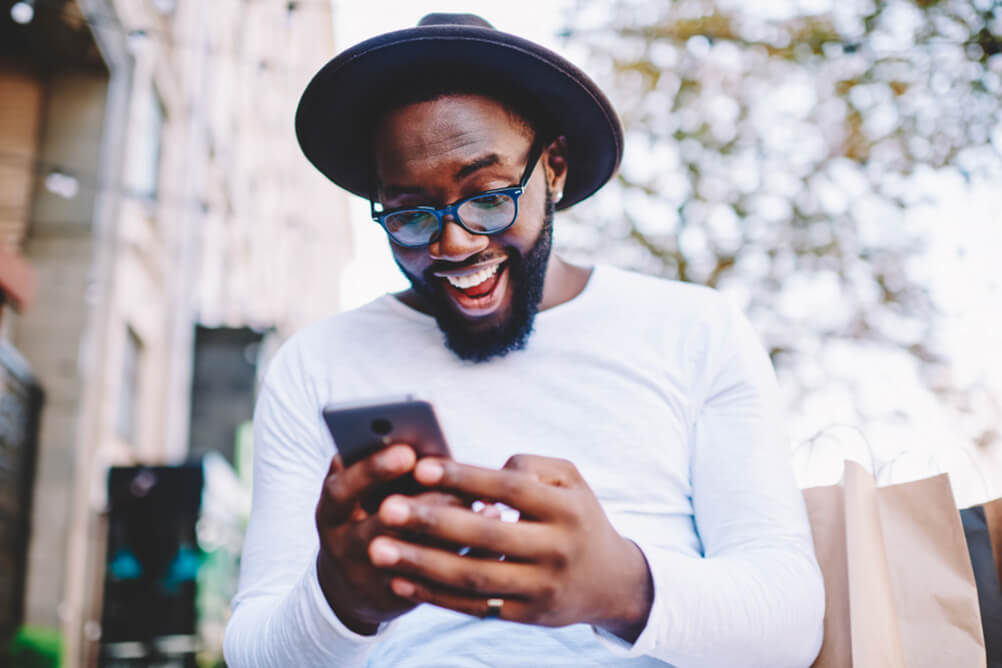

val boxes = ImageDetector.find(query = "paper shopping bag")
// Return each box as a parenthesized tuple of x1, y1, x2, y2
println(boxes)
(802, 460, 986, 668)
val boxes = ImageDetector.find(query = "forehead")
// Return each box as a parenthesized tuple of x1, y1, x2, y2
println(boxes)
(374, 94, 531, 173)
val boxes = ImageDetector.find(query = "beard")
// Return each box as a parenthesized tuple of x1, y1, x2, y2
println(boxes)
(396, 190, 556, 363)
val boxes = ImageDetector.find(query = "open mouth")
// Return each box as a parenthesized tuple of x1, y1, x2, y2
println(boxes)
(435, 261, 509, 317)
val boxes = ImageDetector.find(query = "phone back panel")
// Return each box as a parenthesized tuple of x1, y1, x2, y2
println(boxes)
(322, 399, 450, 467)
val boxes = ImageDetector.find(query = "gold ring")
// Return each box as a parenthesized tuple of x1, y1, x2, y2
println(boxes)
(485, 597, 503, 619)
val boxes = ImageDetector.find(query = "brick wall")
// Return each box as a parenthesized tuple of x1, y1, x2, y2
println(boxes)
(0, 65, 43, 253)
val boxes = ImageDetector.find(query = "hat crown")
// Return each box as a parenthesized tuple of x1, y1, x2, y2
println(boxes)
(296, 11, 623, 211)
(417, 13, 494, 29)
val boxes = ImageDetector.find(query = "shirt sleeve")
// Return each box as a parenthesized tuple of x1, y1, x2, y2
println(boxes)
(595, 298, 825, 667)
(223, 343, 392, 667)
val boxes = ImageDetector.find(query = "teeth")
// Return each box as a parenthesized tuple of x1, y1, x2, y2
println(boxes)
(444, 264, 500, 290)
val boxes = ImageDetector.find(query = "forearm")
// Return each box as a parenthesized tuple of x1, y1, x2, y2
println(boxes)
(619, 541, 824, 667)
(224, 559, 383, 668)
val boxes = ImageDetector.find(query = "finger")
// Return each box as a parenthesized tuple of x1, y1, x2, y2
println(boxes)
(317, 507, 393, 568)
(389, 577, 537, 624)
(467, 504, 506, 559)
(478, 503, 503, 520)
(413, 459, 565, 520)
(331, 512, 388, 560)
(378, 496, 549, 559)
(318, 445, 416, 526)
(503, 454, 581, 488)
(410, 491, 466, 508)
(341, 513, 466, 570)
(390, 492, 469, 552)
(369, 537, 537, 596)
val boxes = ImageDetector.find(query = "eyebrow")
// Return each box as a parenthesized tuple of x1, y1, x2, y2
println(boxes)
(454, 153, 501, 180)
(381, 153, 504, 198)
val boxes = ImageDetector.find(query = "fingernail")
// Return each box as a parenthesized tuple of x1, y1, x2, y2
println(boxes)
(415, 459, 444, 484)
(370, 539, 400, 566)
(391, 579, 416, 597)
(481, 504, 502, 520)
(381, 497, 409, 524)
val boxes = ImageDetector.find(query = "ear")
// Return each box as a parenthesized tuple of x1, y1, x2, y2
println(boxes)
(542, 136, 569, 204)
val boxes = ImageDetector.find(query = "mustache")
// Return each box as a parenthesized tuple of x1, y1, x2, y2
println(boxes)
(426, 251, 511, 275)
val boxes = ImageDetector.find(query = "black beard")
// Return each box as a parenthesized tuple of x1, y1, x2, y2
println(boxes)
(396, 191, 555, 363)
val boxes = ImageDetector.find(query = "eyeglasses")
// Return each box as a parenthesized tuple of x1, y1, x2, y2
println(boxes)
(370, 140, 544, 248)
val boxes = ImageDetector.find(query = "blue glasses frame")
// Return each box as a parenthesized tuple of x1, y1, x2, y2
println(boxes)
(370, 139, 544, 248)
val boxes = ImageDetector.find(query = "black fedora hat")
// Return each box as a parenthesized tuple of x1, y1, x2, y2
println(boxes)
(294, 13, 623, 211)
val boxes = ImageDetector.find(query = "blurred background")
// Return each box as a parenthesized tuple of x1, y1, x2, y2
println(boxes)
(0, 0, 998, 666)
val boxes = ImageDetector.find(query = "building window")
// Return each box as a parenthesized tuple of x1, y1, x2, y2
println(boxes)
(129, 86, 165, 199)
(116, 327, 142, 443)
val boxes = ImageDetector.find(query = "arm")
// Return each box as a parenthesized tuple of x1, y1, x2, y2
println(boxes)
(616, 302, 825, 667)
(222, 349, 386, 667)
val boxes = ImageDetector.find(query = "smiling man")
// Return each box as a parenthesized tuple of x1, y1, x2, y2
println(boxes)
(224, 13, 825, 668)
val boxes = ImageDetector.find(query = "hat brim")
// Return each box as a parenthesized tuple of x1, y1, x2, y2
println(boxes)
(295, 25, 623, 211)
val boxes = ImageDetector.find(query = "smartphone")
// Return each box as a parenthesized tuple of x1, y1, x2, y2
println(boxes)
(322, 396, 451, 467)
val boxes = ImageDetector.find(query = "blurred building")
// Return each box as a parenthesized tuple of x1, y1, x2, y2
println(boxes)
(0, 0, 351, 664)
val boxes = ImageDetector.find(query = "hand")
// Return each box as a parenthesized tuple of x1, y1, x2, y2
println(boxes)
(314, 445, 465, 634)
(368, 454, 654, 642)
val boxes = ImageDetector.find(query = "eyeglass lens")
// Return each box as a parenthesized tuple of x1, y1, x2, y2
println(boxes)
(383, 191, 518, 245)
(383, 211, 440, 245)
(457, 193, 517, 232)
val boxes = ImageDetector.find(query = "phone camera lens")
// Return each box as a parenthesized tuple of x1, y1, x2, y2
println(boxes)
(370, 418, 393, 436)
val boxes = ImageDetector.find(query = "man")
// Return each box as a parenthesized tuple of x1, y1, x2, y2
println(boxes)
(224, 13, 825, 667)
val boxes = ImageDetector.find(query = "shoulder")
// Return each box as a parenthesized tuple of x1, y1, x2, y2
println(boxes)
(262, 296, 410, 388)
(591, 265, 735, 330)
(587, 265, 761, 382)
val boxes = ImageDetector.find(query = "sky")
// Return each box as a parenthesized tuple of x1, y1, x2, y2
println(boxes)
(327, 0, 1002, 503)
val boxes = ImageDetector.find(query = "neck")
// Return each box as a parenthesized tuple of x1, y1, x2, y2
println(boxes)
(539, 254, 592, 311)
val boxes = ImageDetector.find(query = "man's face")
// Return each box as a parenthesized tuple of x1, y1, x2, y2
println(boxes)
(374, 94, 564, 362)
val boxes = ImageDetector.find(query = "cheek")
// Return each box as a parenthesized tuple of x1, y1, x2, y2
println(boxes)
(391, 247, 429, 275)
(507, 195, 547, 248)
(505, 225, 541, 253)
(392, 246, 416, 262)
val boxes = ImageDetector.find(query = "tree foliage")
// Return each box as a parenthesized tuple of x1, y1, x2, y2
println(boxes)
(561, 0, 1002, 455)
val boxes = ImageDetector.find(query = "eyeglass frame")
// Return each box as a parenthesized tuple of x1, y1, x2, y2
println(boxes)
(369, 138, 545, 248)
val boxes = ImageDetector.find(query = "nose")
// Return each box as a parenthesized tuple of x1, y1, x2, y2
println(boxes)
(428, 216, 489, 263)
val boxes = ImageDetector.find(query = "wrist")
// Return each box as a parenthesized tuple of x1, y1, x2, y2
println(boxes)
(316, 553, 381, 636)
(596, 538, 654, 643)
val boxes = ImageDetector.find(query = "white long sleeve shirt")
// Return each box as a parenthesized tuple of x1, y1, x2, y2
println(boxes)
(224, 266, 825, 667)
